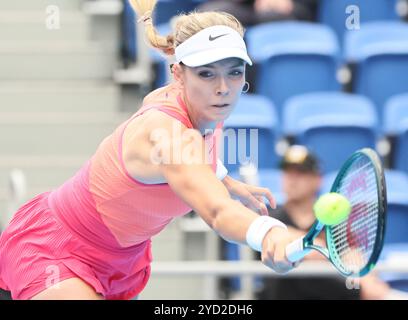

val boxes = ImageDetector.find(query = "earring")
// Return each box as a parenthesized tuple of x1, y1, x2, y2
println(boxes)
(242, 82, 250, 94)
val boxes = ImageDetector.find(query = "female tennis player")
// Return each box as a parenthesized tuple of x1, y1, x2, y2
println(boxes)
(0, 0, 296, 300)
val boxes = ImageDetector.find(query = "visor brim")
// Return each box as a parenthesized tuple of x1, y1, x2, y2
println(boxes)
(180, 48, 253, 67)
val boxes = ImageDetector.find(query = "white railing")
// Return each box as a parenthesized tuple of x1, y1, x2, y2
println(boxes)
(151, 260, 408, 277)
(150, 260, 408, 299)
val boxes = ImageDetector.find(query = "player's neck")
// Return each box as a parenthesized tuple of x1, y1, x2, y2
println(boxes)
(182, 94, 218, 135)
(189, 111, 218, 136)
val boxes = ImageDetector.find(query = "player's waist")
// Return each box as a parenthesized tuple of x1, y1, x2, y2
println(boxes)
(48, 166, 146, 255)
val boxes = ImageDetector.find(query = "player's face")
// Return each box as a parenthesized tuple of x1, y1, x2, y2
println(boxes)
(180, 58, 246, 123)
(282, 169, 321, 203)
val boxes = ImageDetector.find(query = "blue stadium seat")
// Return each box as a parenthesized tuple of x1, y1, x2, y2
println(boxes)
(344, 22, 408, 122)
(245, 22, 341, 120)
(283, 92, 378, 173)
(155, 0, 204, 25)
(319, 0, 399, 44)
(344, 22, 408, 61)
(384, 93, 408, 175)
(383, 169, 408, 244)
(222, 94, 279, 173)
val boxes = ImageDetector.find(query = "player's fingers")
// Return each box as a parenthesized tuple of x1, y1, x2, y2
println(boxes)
(242, 191, 266, 214)
(273, 239, 295, 274)
(261, 235, 290, 274)
(251, 187, 277, 209)
(261, 236, 276, 268)
(263, 254, 291, 274)
(255, 196, 268, 215)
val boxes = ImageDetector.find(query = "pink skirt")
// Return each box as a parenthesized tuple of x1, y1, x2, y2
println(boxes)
(0, 192, 152, 300)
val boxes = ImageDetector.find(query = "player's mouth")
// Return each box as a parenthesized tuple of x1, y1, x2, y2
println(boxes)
(211, 104, 230, 108)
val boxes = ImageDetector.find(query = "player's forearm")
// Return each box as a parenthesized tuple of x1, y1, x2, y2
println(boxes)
(163, 163, 267, 244)
(212, 198, 260, 244)
(220, 175, 236, 192)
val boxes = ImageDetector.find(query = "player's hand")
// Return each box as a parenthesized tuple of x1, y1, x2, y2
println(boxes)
(223, 176, 276, 215)
(261, 227, 300, 274)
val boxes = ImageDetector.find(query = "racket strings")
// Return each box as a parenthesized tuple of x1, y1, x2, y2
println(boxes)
(331, 180, 378, 240)
(333, 229, 378, 255)
(331, 201, 378, 239)
(328, 156, 379, 274)
(332, 211, 378, 244)
(340, 205, 377, 268)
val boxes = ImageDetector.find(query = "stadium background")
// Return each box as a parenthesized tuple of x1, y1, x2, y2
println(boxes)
(1, 0, 408, 299)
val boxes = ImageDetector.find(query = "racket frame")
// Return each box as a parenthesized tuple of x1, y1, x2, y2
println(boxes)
(285, 148, 387, 278)
(326, 148, 387, 277)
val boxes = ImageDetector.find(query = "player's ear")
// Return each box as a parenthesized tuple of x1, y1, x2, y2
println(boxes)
(172, 63, 184, 85)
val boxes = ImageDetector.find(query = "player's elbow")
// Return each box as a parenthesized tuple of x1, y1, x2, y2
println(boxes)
(210, 198, 234, 233)
(192, 196, 228, 231)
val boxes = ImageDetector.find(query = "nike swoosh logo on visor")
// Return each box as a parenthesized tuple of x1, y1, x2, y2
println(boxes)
(209, 33, 229, 41)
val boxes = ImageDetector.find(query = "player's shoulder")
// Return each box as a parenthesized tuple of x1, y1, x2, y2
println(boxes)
(142, 109, 193, 137)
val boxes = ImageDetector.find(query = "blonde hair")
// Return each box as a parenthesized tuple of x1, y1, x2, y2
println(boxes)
(128, 0, 245, 56)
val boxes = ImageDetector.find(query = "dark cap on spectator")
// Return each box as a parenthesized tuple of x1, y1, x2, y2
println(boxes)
(280, 145, 320, 174)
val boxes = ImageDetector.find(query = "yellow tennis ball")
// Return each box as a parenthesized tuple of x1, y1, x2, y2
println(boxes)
(314, 193, 351, 226)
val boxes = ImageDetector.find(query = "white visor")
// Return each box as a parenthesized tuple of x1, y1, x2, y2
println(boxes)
(175, 25, 253, 67)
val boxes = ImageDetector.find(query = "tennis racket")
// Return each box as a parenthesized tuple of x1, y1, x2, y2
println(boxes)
(285, 148, 387, 277)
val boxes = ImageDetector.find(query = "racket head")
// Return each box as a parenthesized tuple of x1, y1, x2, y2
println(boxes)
(326, 148, 387, 277)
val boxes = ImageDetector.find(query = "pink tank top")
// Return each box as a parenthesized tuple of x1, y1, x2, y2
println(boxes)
(48, 83, 223, 249)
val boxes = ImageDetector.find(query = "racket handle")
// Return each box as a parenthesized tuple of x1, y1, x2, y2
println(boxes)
(286, 238, 311, 263)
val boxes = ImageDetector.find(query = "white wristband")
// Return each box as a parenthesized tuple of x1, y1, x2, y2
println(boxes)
(216, 158, 228, 180)
(246, 216, 287, 252)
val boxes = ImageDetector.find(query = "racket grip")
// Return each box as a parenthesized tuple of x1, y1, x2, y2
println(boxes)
(285, 238, 311, 263)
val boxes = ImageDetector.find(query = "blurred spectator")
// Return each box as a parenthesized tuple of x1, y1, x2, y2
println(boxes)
(197, 0, 319, 26)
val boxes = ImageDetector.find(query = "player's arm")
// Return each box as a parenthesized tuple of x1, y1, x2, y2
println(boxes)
(122, 111, 260, 242)
(154, 118, 261, 244)
(124, 112, 296, 273)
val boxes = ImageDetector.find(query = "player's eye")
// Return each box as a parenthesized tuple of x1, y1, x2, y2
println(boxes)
(230, 70, 244, 77)
(198, 70, 214, 78)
